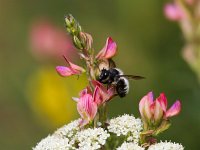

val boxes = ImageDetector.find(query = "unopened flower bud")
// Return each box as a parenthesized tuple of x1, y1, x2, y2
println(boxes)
(73, 36, 83, 49)
(65, 14, 82, 36)
(65, 14, 74, 28)
(79, 32, 93, 50)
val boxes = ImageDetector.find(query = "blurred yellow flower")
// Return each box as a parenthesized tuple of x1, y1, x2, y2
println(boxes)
(26, 67, 88, 128)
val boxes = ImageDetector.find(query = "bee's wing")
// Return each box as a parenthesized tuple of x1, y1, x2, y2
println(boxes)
(119, 75, 145, 80)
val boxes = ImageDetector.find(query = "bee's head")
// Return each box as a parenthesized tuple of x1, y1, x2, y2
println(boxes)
(98, 68, 110, 82)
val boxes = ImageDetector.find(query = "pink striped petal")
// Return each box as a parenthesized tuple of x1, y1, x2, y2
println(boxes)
(92, 81, 115, 105)
(77, 94, 97, 124)
(93, 86, 104, 105)
(56, 66, 73, 76)
(68, 61, 85, 74)
(92, 80, 107, 93)
(139, 95, 147, 118)
(139, 92, 154, 120)
(153, 100, 164, 122)
(157, 93, 168, 112)
(96, 37, 117, 59)
(166, 100, 181, 118)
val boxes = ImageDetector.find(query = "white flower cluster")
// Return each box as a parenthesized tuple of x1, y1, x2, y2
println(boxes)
(74, 128, 110, 150)
(33, 116, 184, 150)
(108, 114, 143, 143)
(33, 119, 81, 150)
(33, 135, 73, 150)
(53, 119, 81, 138)
(117, 142, 144, 150)
(116, 141, 184, 150)
(33, 119, 110, 150)
(148, 141, 184, 150)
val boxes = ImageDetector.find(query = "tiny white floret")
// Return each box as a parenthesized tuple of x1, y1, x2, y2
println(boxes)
(117, 142, 144, 150)
(148, 141, 184, 150)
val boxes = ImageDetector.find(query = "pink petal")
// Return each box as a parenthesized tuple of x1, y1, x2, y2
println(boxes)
(68, 61, 85, 74)
(93, 86, 104, 105)
(56, 66, 73, 76)
(77, 94, 97, 124)
(164, 3, 184, 21)
(96, 37, 117, 59)
(72, 97, 79, 102)
(166, 100, 181, 118)
(144, 96, 153, 120)
(62, 56, 85, 74)
(92, 80, 116, 105)
(139, 95, 147, 117)
(79, 88, 88, 97)
(147, 91, 154, 104)
(157, 93, 168, 112)
(92, 80, 107, 93)
(153, 100, 164, 122)
(139, 92, 154, 119)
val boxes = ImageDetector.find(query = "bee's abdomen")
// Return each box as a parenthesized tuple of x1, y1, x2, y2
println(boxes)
(116, 78, 129, 97)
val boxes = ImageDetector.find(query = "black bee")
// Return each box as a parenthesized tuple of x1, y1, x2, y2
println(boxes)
(98, 68, 144, 97)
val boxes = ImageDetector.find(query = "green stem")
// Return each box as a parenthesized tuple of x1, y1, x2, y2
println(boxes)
(98, 103, 107, 127)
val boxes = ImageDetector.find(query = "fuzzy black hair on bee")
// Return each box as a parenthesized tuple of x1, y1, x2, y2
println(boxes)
(98, 68, 144, 97)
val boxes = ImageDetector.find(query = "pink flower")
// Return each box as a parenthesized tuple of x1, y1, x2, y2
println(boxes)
(72, 81, 115, 126)
(77, 93, 97, 126)
(30, 20, 76, 61)
(96, 37, 117, 60)
(56, 56, 85, 77)
(164, 3, 185, 21)
(139, 92, 181, 125)
(92, 80, 115, 105)
(139, 92, 154, 121)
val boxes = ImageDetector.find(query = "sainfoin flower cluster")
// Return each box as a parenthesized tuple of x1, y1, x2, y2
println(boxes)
(33, 14, 184, 149)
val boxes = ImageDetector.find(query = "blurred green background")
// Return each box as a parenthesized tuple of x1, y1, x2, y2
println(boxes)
(0, 0, 200, 149)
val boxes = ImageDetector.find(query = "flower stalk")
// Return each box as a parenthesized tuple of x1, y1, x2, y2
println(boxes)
(164, 0, 200, 84)
(58, 14, 117, 127)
